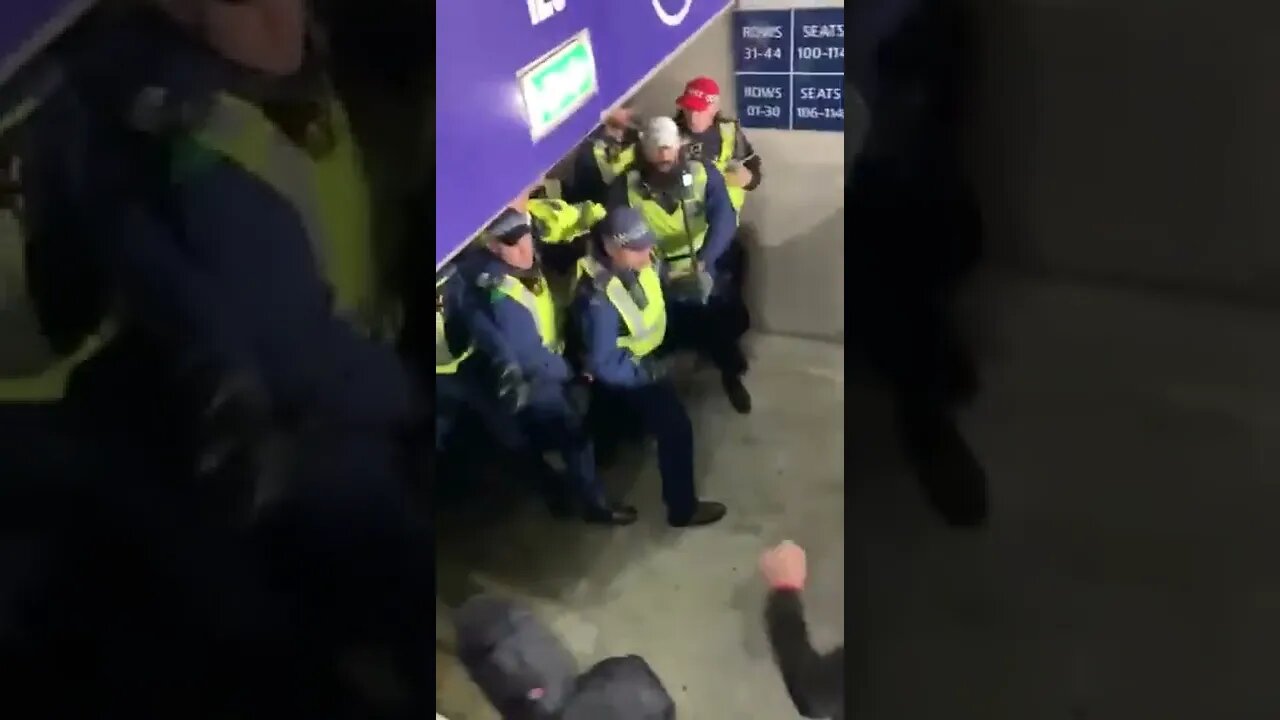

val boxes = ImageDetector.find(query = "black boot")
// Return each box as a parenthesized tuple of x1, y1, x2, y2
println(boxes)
(721, 373, 752, 414)
(902, 406, 988, 527)
(583, 501, 639, 526)
(668, 501, 727, 527)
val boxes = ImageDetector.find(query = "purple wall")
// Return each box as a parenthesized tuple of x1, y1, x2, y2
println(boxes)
(0, 0, 86, 84)
(436, 0, 733, 266)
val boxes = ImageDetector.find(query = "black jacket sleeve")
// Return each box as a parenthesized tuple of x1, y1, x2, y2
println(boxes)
(604, 172, 631, 210)
(564, 141, 605, 205)
(764, 589, 845, 718)
(734, 122, 764, 191)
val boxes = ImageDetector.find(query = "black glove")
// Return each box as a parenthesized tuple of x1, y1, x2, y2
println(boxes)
(182, 366, 273, 519)
(496, 364, 530, 414)
(640, 356, 669, 383)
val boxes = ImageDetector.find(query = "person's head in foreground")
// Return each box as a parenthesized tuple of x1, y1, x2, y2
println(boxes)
(454, 594, 676, 719)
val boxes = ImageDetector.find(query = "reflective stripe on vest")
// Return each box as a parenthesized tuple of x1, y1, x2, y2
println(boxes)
(188, 93, 393, 338)
(0, 322, 116, 401)
(435, 273, 474, 375)
(592, 140, 636, 185)
(489, 273, 563, 354)
(715, 120, 746, 214)
(578, 256, 666, 358)
(0, 163, 114, 401)
(625, 162, 708, 275)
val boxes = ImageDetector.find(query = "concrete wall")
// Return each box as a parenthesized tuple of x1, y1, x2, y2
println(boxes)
(962, 0, 1280, 305)
(629, 0, 847, 343)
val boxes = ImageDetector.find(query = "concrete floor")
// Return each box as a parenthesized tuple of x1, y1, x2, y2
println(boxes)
(438, 274, 1280, 719)
(436, 334, 848, 719)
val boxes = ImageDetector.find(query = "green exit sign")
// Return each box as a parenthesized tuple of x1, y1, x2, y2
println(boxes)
(518, 31, 598, 142)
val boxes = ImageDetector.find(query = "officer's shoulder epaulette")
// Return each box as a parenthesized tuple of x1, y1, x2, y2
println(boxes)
(580, 282, 608, 307)
(581, 274, 604, 294)
(127, 86, 205, 134)
(125, 86, 221, 183)
(574, 268, 604, 297)
(476, 272, 509, 304)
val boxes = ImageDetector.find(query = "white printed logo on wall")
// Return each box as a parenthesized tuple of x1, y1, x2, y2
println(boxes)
(528, 0, 566, 26)
(652, 0, 693, 27)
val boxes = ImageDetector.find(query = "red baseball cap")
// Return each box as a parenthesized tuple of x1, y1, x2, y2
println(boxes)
(676, 76, 720, 112)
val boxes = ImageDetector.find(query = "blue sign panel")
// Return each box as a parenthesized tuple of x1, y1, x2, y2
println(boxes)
(735, 74, 790, 130)
(792, 74, 844, 132)
(792, 8, 845, 75)
(732, 8, 844, 132)
(732, 10, 790, 74)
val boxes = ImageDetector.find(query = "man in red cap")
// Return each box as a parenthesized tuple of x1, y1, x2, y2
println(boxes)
(670, 75, 758, 413)
(674, 76, 763, 214)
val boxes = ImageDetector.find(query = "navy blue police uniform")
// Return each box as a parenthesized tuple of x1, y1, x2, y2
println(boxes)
(572, 207, 727, 527)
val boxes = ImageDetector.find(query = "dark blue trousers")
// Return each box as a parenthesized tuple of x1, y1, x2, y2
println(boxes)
(255, 424, 430, 698)
(518, 387, 605, 508)
(593, 379, 697, 518)
(436, 367, 523, 452)
(662, 239, 750, 376)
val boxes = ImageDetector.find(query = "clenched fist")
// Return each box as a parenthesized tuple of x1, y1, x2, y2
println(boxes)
(759, 540, 807, 592)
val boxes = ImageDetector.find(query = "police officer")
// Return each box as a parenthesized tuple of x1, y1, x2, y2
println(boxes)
(673, 76, 763, 216)
(563, 104, 639, 207)
(606, 116, 750, 413)
(433, 254, 528, 452)
(573, 207, 727, 528)
(479, 207, 636, 525)
(38, 0, 433, 696)
(849, 0, 987, 527)
(432, 247, 571, 513)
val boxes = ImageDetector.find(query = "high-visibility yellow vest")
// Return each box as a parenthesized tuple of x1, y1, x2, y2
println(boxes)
(527, 198, 605, 245)
(1, 88, 385, 402)
(0, 89, 121, 401)
(435, 270, 474, 375)
(576, 255, 666, 359)
(713, 120, 747, 215)
(0, 322, 115, 401)
(625, 161, 709, 277)
(592, 138, 636, 186)
(485, 272, 564, 354)
(188, 92, 395, 339)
